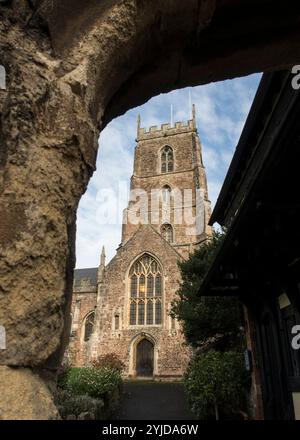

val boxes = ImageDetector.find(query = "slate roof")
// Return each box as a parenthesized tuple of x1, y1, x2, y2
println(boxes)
(74, 267, 98, 288)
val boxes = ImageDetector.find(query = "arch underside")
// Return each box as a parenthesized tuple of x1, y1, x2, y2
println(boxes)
(29, 1, 300, 127)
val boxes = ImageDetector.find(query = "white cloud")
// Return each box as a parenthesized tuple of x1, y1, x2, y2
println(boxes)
(75, 73, 262, 268)
(207, 179, 223, 208)
(202, 147, 220, 173)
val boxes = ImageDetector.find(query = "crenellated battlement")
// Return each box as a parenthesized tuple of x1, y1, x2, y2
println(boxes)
(137, 119, 196, 141)
(137, 104, 197, 141)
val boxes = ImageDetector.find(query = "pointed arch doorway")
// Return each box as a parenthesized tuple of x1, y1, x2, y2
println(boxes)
(136, 338, 154, 377)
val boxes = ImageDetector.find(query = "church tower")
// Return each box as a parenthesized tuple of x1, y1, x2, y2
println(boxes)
(69, 107, 213, 378)
(122, 105, 211, 258)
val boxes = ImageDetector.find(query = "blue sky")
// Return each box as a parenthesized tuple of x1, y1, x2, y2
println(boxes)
(75, 73, 262, 268)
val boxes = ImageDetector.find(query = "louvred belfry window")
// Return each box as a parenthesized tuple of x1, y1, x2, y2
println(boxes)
(161, 223, 173, 243)
(129, 254, 163, 326)
(161, 146, 174, 173)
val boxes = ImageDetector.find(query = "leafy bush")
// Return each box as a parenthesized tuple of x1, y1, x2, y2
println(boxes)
(57, 363, 71, 389)
(171, 231, 244, 349)
(64, 367, 122, 399)
(184, 350, 250, 420)
(91, 353, 125, 373)
(54, 389, 104, 419)
(170, 229, 251, 419)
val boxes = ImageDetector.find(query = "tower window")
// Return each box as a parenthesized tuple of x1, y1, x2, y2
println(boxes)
(162, 185, 171, 203)
(161, 146, 174, 173)
(84, 311, 95, 342)
(115, 314, 120, 330)
(129, 254, 163, 326)
(161, 223, 173, 243)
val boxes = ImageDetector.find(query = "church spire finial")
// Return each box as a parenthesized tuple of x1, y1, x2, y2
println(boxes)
(192, 104, 196, 123)
(191, 103, 197, 130)
(100, 245, 106, 266)
(137, 113, 141, 136)
(98, 246, 106, 284)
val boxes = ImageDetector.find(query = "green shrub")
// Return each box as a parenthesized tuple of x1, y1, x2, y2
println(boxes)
(184, 350, 250, 420)
(54, 389, 104, 419)
(91, 353, 125, 373)
(64, 367, 122, 399)
(57, 364, 71, 389)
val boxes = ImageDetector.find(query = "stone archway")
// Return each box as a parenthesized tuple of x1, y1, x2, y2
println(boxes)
(129, 333, 157, 378)
(136, 339, 154, 377)
(1, 0, 300, 419)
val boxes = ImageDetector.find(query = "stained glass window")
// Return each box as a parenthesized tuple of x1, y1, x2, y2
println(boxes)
(129, 254, 163, 326)
(155, 301, 162, 325)
(130, 302, 137, 325)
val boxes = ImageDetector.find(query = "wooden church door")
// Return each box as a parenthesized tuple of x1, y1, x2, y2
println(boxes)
(136, 339, 154, 377)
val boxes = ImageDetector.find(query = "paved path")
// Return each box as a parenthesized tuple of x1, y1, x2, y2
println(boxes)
(115, 381, 195, 420)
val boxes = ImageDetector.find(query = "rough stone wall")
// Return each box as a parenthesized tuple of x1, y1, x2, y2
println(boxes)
(68, 290, 97, 366)
(0, 2, 95, 419)
(0, 366, 60, 420)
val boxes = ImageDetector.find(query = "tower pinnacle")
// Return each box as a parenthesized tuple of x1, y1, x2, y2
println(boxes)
(192, 104, 196, 123)
(100, 246, 106, 266)
(137, 113, 141, 136)
(97, 245, 106, 284)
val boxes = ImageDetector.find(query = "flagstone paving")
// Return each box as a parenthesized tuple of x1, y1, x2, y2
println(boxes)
(115, 381, 196, 420)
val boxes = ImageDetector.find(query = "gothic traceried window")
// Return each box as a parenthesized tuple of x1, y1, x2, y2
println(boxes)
(161, 223, 173, 243)
(130, 303, 136, 325)
(84, 311, 95, 342)
(129, 254, 163, 326)
(161, 146, 174, 173)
